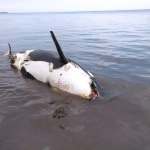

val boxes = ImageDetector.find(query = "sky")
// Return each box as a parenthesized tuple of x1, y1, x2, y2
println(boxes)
(0, 0, 150, 13)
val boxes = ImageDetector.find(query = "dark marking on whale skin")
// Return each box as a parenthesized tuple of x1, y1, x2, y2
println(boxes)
(21, 67, 35, 80)
(28, 50, 64, 69)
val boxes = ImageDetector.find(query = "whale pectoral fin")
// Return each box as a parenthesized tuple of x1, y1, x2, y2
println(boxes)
(21, 66, 35, 80)
(90, 76, 105, 97)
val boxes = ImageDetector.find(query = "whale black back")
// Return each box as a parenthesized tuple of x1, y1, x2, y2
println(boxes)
(28, 31, 68, 69)
(28, 50, 64, 69)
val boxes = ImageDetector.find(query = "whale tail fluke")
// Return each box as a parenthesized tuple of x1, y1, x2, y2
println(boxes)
(50, 31, 68, 64)
(8, 43, 12, 55)
(4, 43, 12, 56)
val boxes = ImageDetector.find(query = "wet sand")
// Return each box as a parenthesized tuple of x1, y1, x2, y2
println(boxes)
(0, 53, 150, 150)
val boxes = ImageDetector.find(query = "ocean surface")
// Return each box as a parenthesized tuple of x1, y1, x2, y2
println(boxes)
(0, 10, 150, 150)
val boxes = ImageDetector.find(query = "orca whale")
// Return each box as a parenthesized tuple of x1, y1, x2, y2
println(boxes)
(8, 31, 103, 100)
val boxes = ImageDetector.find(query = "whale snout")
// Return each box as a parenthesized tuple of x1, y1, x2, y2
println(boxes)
(77, 82, 100, 100)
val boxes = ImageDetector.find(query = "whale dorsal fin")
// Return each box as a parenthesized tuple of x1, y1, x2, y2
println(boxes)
(50, 31, 68, 64)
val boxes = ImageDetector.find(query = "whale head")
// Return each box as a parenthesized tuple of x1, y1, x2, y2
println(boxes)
(47, 62, 100, 100)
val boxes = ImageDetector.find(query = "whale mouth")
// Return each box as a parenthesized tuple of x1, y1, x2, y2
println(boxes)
(89, 79, 102, 100)
(90, 88, 99, 100)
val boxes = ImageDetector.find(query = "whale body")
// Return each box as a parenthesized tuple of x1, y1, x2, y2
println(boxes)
(8, 31, 102, 100)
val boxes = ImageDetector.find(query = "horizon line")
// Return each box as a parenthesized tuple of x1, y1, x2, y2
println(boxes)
(3, 8, 150, 14)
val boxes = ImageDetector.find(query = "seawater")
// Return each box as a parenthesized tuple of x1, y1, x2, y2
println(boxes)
(0, 10, 150, 150)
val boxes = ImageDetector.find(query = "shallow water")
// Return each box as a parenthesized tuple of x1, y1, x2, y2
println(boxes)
(0, 10, 150, 150)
